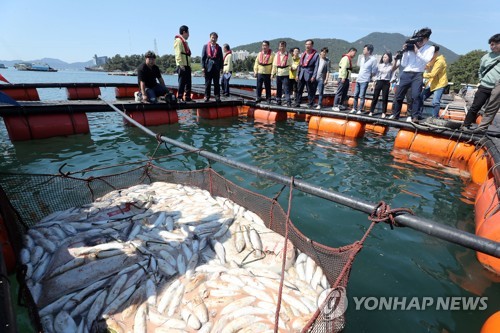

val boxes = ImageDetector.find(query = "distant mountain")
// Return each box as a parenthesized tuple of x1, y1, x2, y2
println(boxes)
(233, 32, 459, 64)
(0, 58, 94, 70)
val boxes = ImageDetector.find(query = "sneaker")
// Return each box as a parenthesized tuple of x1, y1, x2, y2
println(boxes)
(332, 106, 340, 111)
(185, 97, 193, 102)
(356, 110, 363, 114)
(406, 116, 412, 122)
(368, 112, 373, 116)
(134, 91, 142, 102)
(255, 98, 262, 103)
(411, 117, 419, 123)
(381, 113, 386, 118)
(349, 109, 356, 114)
(339, 106, 347, 111)
(315, 105, 321, 110)
(388, 115, 395, 120)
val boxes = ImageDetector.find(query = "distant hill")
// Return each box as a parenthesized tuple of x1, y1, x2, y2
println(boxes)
(0, 58, 94, 70)
(233, 32, 459, 65)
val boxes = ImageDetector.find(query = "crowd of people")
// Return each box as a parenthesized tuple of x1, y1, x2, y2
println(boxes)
(135, 25, 499, 131)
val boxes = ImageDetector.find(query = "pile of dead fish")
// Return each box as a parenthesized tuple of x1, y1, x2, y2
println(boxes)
(20, 182, 333, 332)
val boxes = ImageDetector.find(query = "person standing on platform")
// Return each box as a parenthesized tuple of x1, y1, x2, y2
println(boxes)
(174, 25, 192, 102)
(387, 27, 434, 122)
(294, 39, 319, 108)
(332, 47, 357, 111)
(420, 45, 448, 118)
(254, 40, 274, 103)
(289, 47, 300, 100)
(351, 44, 377, 114)
(462, 33, 500, 129)
(474, 80, 500, 133)
(315, 47, 330, 109)
(221, 44, 233, 97)
(272, 41, 293, 106)
(136, 51, 168, 103)
(201, 32, 223, 102)
(368, 52, 397, 116)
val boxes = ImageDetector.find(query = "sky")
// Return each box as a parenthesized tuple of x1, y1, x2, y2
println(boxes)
(1, 0, 498, 64)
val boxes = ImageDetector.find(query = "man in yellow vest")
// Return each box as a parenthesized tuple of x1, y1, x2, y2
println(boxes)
(421, 45, 448, 118)
(174, 25, 192, 102)
(221, 44, 233, 97)
(253, 40, 274, 103)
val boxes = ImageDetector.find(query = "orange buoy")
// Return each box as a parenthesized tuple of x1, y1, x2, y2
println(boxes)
(2, 87, 40, 101)
(287, 112, 307, 121)
(125, 110, 178, 126)
(247, 108, 287, 122)
(481, 311, 500, 333)
(476, 213, 500, 274)
(468, 149, 490, 185)
(0, 216, 16, 273)
(115, 87, 137, 99)
(237, 105, 251, 116)
(394, 130, 476, 164)
(439, 109, 466, 121)
(3, 113, 90, 141)
(308, 116, 365, 138)
(365, 123, 388, 135)
(197, 106, 239, 119)
(67, 87, 101, 100)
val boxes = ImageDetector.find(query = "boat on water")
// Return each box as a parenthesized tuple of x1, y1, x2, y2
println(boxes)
(0, 64, 7, 69)
(84, 66, 106, 72)
(14, 62, 57, 72)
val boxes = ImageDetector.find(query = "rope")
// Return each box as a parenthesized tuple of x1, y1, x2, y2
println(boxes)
(367, 201, 414, 230)
(274, 176, 294, 333)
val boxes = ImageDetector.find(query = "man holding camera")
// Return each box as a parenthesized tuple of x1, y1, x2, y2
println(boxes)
(388, 28, 435, 122)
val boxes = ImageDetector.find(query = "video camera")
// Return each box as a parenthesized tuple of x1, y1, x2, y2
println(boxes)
(404, 35, 424, 51)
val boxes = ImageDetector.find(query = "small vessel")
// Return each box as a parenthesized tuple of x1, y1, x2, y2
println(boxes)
(14, 62, 57, 72)
(85, 66, 106, 72)
(0, 64, 7, 69)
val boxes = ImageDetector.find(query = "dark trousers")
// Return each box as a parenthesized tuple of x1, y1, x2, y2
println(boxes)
(204, 70, 221, 99)
(370, 80, 390, 114)
(177, 66, 192, 100)
(334, 79, 350, 107)
(256, 74, 271, 100)
(392, 72, 423, 119)
(296, 78, 317, 106)
(289, 78, 298, 98)
(221, 73, 231, 95)
(276, 75, 291, 104)
(463, 85, 493, 126)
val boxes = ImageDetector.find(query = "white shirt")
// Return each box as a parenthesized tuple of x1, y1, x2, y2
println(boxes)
(357, 55, 377, 83)
(401, 44, 435, 73)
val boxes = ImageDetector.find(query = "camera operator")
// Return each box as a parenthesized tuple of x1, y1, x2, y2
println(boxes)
(387, 28, 435, 122)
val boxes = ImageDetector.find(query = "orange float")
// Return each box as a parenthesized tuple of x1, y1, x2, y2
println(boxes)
(67, 87, 101, 100)
(308, 116, 365, 138)
(394, 130, 476, 162)
(439, 108, 466, 121)
(468, 149, 490, 185)
(197, 106, 239, 119)
(3, 113, 90, 141)
(287, 112, 308, 121)
(115, 86, 137, 99)
(247, 108, 287, 122)
(1, 87, 40, 101)
(475, 182, 500, 274)
(125, 109, 178, 126)
(481, 311, 500, 333)
(365, 123, 388, 135)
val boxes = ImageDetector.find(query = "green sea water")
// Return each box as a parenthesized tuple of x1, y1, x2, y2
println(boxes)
(0, 69, 498, 332)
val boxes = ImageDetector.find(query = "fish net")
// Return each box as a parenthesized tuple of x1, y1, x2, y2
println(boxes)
(0, 162, 372, 333)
